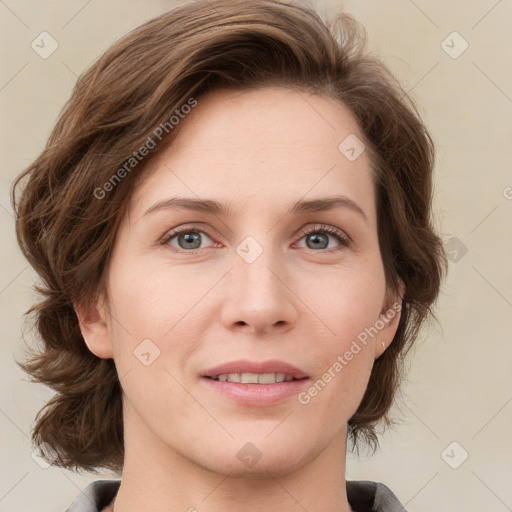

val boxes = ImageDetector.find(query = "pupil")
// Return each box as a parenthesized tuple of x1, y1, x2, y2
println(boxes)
(180, 232, 201, 249)
(307, 233, 327, 249)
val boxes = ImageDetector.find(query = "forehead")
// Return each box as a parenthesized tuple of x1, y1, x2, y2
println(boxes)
(167, 86, 366, 158)
(128, 86, 375, 221)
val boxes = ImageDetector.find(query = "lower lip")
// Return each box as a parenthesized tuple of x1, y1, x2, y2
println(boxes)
(201, 377, 310, 406)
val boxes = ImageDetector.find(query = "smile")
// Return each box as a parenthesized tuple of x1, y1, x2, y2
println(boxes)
(208, 372, 303, 384)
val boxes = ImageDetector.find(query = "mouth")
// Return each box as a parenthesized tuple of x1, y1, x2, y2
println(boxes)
(200, 360, 309, 406)
(201, 359, 309, 381)
(204, 372, 307, 384)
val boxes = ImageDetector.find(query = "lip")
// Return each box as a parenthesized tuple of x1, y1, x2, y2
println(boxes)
(201, 359, 309, 407)
(201, 359, 309, 380)
(202, 378, 309, 406)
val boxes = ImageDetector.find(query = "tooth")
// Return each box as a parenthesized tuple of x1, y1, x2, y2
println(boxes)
(258, 373, 276, 384)
(241, 373, 259, 384)
(216, 372, 295, 384)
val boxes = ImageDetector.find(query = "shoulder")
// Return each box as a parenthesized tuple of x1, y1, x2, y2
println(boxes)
(347, 480, 408, 512)
(65, 480, 120, 512)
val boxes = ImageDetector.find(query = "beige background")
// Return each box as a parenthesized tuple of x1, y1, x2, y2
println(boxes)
(1, 1, 511, 511)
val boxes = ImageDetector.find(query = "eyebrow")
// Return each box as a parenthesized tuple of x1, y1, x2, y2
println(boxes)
(141, 195, 369, 225)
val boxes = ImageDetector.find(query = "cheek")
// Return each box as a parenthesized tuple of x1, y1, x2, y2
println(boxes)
(292, 267, 384, 415)
(308, 262, 386, 346)
(297, 340, 375, 427)
(106, 261, 208, 387)
(107, 259, 190, 334)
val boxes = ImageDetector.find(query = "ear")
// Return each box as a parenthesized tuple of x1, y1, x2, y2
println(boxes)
(374, 278, 405, 359)
(73, 292, 114, 359)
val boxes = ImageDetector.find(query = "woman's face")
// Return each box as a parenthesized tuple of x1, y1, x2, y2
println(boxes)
(81, 87, 402, 476)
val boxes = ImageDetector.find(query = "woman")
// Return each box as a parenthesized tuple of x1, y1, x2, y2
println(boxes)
(11, 0, 447, 511)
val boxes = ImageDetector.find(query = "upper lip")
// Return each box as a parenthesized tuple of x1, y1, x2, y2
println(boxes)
(202, 359, 309, 379)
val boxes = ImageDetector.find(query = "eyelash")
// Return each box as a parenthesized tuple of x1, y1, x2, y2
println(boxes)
(160, 224, 351, 254)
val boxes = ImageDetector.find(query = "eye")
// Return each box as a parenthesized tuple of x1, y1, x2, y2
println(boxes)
(161, 225, 216, 253)
(294, 224, 350, 252)
(161, 223, 350, 254)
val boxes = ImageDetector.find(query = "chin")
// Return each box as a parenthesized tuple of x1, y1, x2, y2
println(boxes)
(208, 458, 306, 480)
(196, 442, 311, 479)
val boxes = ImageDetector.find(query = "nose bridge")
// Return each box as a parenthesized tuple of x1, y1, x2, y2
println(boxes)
(221, 233, 297, 333)
(240, 245, 280, 290)
(234, 234, 285, 300)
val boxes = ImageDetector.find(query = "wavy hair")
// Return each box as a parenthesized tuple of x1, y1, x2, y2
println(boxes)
(11, 0, 447, 472)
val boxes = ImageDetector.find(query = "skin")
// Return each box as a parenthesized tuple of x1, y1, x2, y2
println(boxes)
(76, 87, 403, 512)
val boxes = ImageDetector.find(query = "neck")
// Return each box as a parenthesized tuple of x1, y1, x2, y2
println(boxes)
(110, 407, 353, 512)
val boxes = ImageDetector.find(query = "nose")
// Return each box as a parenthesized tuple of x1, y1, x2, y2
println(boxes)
(220, 245, 298, 336)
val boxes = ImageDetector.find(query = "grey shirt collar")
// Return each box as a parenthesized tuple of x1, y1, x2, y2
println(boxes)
(65, 479, 409, 512)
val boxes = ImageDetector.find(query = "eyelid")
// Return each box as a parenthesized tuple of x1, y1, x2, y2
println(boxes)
(160, 223, 216, 252)
(160, 222, 350, 253)
(295, 223, 351, 247)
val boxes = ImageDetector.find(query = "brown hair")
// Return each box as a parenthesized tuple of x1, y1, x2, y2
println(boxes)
(11, 0, 447, 473)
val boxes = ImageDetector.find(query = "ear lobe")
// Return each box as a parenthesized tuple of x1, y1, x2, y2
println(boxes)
(73, 293, 113, 359)
(375, 278, 405, 359)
